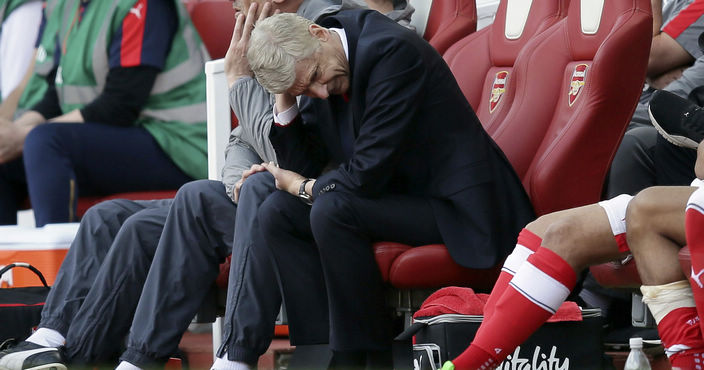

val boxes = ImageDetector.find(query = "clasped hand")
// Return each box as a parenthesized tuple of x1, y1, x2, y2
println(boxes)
(233, 162, 306, 203)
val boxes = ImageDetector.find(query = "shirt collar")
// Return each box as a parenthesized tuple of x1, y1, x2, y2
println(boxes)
(329, 28, 349, 62)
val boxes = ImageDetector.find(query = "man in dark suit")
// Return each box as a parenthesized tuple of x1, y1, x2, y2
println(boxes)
(246, 9, 535, 366)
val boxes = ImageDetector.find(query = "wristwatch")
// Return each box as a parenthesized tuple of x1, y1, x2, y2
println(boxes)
(298, 178, 314, 205)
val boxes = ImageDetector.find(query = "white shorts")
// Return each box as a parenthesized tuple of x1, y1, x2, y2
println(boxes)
(598, 194, 634, 252)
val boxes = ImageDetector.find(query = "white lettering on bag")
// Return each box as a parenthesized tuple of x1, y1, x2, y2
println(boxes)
(496, 346, 569, 370)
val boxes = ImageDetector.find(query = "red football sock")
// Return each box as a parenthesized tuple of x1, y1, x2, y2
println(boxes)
(483, 229, 542, 320)
(657, 307, 704, 369)
(452, 247, 576, 370)
(687, 191, 704, 336)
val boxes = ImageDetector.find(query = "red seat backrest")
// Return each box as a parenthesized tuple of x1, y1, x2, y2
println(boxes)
(188, 0, 236, 59)
(443, 0, 568, 136)
(188, 0, 239, 129)
(424, 0, 477, 55)
(494, 0, 652, 215)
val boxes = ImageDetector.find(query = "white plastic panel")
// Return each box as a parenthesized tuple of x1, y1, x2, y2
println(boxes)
(204, 58, 231, 181)
(580, 0, 604, 35)
(408, 0, 433, 37)
(477, 0, 501, 30)
(505, 0, 533, 39)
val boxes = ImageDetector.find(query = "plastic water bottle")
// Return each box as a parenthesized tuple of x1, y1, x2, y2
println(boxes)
(624, 337, 652, 370)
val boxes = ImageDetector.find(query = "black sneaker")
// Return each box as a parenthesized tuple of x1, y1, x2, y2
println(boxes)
(649, 90, 704, 149)
(0, 341, 66, 370)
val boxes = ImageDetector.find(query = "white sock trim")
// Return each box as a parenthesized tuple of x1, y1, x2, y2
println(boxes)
(26, 328, 65, 348)
(687, 187, 704, 215)
(641, 280, 695, 324)
(211, 354, 251, 370)
(115, 361, 142, 370)
(502, 244, 534, 275)
(510, 261, 571, 314)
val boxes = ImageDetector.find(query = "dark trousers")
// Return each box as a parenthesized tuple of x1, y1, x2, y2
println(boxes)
(0, 123, 192, 226)
(258, 185, 443, 364)
(218, 172, 283, 364)
(607, 126, 696, 197)
(40, 180, 234, 365)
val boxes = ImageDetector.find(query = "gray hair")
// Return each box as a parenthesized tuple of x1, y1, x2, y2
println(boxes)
(247, 13, 321, 94)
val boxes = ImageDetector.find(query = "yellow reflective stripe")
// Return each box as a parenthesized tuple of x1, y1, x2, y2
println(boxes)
(151, 26, 207, 94)
(141, 102, 206, 124)
(57, 84, 100, 106)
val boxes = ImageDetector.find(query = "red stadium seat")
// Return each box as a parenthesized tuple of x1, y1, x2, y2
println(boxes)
(423, 0, 477, 55)
(188, 0, 236, 59)
(443, 0, 568, 136)
(374, 0, 570, 297)
(374, 0, 652, 316)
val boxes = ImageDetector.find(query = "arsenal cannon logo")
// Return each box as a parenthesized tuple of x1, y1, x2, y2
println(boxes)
(568, 64, 588, 106)
(489, 71, 509, 113)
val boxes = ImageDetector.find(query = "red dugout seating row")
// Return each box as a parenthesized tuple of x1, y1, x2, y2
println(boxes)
(373, 0, 652, 320)
(420, 0, 477, 55)
(197, 0, 653, 354)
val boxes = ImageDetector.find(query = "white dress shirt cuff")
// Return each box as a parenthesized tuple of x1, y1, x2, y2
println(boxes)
(273, 104, 299, 126)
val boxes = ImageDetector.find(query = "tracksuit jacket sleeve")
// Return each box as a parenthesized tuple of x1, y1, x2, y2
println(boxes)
(221, 76, 279, 200)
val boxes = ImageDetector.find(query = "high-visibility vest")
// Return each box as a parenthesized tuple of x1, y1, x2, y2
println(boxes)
(16, 0, 60, 112)
(31, 0, 209, 179)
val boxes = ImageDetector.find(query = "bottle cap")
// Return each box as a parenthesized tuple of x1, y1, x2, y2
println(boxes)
(630, 337, 643, 349)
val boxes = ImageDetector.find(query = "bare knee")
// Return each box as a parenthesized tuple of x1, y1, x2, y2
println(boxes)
(541, 216, 595, 270)
(626, 187, 664, 236)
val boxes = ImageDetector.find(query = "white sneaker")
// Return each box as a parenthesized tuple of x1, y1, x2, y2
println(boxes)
(0, 341, 66, 370)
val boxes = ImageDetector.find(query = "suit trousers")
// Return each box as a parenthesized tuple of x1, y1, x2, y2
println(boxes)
(258, 188, 443, 355)
(40, 180, 235, 365)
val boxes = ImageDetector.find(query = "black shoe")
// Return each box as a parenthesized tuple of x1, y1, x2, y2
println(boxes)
(0, 341, 66, 370)
(649, 90, 704, 149)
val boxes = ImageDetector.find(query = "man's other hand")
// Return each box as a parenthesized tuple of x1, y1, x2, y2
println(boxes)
(233, 162, 269, 203)
(262, 162, 306, 195)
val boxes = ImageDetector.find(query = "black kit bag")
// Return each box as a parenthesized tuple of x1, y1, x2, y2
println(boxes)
(393, 287, 605, 370)
(0, 263, 50, 343)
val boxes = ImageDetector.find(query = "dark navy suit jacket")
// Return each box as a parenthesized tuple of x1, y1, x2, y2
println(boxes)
(270, 10, 535, 269)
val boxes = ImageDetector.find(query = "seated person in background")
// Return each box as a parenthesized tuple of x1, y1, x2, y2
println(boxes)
(0, 1, 415, 369)
(1, 0, 60, 122)
(0, 0, 208, 227)
(243, 10, 533, 367)
(0, 0, 43, 120)
(364, 0, 413, 28)
(647, 0, 702, 87)
(606, 0, 704, 198)
(444, 103, 704, 370)
(585, 0, 704, 321)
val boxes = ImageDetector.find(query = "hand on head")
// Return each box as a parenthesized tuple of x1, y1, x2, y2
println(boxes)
(224, 1, 276, 87)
